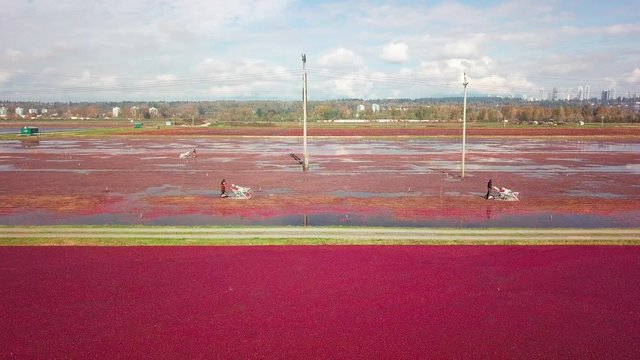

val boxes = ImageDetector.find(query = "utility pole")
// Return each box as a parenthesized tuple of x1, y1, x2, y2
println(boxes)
(302, 54, 309, 171)
(461, 72, 468, 178)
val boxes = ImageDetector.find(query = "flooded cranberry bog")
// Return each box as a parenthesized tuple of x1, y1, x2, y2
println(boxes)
(2, 125, 640, 358)
(1, 126, 639, 227)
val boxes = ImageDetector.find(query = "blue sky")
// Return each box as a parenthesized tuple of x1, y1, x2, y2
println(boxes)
(1, 0, 638, 101)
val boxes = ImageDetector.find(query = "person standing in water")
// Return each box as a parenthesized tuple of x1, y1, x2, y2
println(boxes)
(220, 179, 229, 198)
(485, 179, 493, 199)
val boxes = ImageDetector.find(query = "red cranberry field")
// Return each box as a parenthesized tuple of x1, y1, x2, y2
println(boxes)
(2, 246, 640, 358)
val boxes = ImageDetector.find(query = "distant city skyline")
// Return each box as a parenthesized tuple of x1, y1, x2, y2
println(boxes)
(1, 0, 639, 101)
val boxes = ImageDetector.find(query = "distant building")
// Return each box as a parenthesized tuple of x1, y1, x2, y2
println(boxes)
(112, 107, 121, 118)
(585, 85, 590, 100)
(0, 106, 6, 118)
(577, 86, 584, 101)
(551, 87, 558, 101)
(15, 107, 24, 117)
(41, 108, 48, 114)
(28, 108, 38, 114)
(149, 107, 159, 117)
(130, 106, 139, 117)
(372, 104, 380, 113)
(601, 89, 615, 102)
(356, 104, 365, 113)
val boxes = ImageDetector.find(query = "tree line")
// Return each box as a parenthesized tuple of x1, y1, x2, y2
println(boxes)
(1, 98, 639, 123)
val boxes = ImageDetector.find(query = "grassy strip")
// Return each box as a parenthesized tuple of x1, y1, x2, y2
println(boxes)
(0, 128, 124, 140)
(3, 234, 640, 241)
(4, 225, 640, 232)
(2, 226, 639, 245)
(2, 122, 639, 140)
(2, 237, 639, 246)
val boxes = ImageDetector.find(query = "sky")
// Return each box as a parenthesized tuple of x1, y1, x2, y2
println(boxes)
(1, 0, 639, 101)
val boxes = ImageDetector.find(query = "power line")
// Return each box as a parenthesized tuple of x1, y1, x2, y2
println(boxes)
(1, 66, 637, 100)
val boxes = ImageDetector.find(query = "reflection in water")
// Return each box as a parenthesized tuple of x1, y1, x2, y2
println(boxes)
(20, 139, 40, 148)
(2, 210, 639, 228)
(2, 137, 640, 228)
(2, 137, 638, 154)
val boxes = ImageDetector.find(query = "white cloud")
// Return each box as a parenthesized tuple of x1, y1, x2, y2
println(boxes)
(626, 68, 640, 83)
(313, 68, 395, 99)
(410, 56, 543, 96)
(361, 2, 481, 29)
(156, 74, 178, 81)
(442, 40, 481, 58)
(498, 22, 640, 51)
(472, 74, 537, 96)
(448, 57, 492, 78)
(196, 58, 292, 80)
(196, 58, 236, 73)
(6, 49, 24, 61)
(317, 48, 365, 69)
(61, 71, 118, 88)
(409, 33, 486, 61)
(323, 75, 374, 99)
(0, 0, 638, 100)
(399, 68, 413, 76)
(380, 42, 408, 63)
(603, 23, 640, 35)
(151, 0, 294, 36)
(0, 71, 10, 86)
(195, 58, 295, 99)
(603, 77, 618, 90)
(417, 56, 492, 82)
(542, 54, 592, 75)
(498, 32, 552, 48)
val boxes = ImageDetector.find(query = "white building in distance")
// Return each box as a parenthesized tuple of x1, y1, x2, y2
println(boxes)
(356, 104, 366, 113)
(0, 106, 7, 118)
(585, 85, 590, 100)
(15, 107, 24, 117)
(112, 107, 121, 118)
(372, 103, 380, 113)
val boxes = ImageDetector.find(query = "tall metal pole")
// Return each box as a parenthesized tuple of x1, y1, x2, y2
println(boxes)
(302, 54, 309, 171)
(461, 72, 468, 178)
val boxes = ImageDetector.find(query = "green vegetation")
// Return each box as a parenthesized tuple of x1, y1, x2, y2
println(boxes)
(1, 226, 639, 246)
(2, 97, 639, 124)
